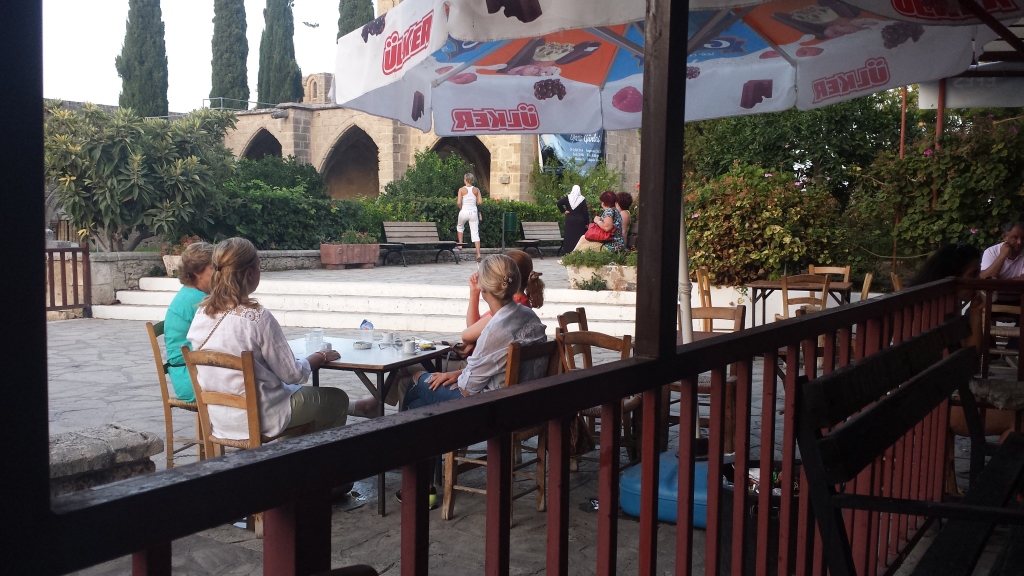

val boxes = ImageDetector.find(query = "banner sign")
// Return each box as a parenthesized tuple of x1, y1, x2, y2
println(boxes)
(539, 131, 604, 173)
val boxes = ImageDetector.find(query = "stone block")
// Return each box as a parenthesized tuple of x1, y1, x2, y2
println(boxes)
(50, 424, 163, 497)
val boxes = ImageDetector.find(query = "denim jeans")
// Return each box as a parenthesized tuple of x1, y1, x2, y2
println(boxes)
(402, 372, 466, 411)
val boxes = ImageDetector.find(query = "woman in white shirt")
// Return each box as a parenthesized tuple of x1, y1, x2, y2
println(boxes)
(456, 173, 483, 263)
(187, 237, 348, 441)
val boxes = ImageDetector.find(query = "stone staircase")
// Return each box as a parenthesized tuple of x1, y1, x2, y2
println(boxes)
(92, 276, 640, 337)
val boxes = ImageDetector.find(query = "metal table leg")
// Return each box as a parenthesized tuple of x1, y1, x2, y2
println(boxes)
(377, 371, 386, 516)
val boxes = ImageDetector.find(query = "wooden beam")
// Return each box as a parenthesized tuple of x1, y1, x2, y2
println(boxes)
(635, 0, 688, 360)
(0, 1, 54, 574)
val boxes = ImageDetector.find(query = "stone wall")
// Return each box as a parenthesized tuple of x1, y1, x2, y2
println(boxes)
(606, 129, 641, 193)
(90, 252, 165, 305)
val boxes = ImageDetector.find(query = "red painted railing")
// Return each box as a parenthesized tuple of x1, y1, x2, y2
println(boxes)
(44, 281, 959, 576)
(44, 245, 90, 315)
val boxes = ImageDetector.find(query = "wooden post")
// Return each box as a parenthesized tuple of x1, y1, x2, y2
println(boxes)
(401, 460, 431, 576)
(132, 543, 172, 576)
(263, 489, 332, 576)
(0, 2, 54, 573)
(635, 0, 689, 360)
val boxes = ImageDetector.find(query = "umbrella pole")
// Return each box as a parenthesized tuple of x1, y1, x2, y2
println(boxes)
(678, 200, 693, 345)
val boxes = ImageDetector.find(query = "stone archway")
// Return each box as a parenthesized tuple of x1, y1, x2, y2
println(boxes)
(322, 126, 380, 199)
(242, 129, 283, 160)
(431, 136, 491, 192)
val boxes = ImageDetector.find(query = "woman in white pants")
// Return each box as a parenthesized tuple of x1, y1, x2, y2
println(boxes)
(456, 173, 483, 262)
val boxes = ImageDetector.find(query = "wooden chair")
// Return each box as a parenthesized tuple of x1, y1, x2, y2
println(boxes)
(694, 267, 714, 332)
(891, 272, 904, 292)
(556, 331, 639, 465)
(982, 303, 1021, 378)
(807, 264, 850, 282)
(557, 307, 592, 368)
(181, 347, 315, 537)
(145, 321, 204, 468)
(442, 340, 562, 521)
(775, 274, 831, 320)
(671, 306, 746, 453)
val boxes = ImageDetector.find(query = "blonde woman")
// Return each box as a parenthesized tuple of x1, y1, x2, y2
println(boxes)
(163, 241, 214, 403)
(402, 254, 547, 409)
(456, 172, 483, 262)
(187, 238, 348, 441)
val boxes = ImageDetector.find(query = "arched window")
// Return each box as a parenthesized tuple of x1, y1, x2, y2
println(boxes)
(312, 82, 318, 100)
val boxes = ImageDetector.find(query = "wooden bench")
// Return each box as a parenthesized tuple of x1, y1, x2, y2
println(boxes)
(380, 222, 459, 267)
(516, 221, 562, 259)
(797, 314, 1024, 576)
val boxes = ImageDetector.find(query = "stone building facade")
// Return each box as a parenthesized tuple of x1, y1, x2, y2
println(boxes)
(221, 0, 640, 201)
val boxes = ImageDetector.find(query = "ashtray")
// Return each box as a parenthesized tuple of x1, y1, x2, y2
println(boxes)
(353, 341, 372, 350)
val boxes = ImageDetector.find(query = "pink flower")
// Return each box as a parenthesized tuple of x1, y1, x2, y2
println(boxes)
(971, 228, 979, 234)
(825, 176, 831, 181)
(794, 181, 802, 187)
(923, 149, 933, 156)
(1011, 126, 1018, 133)
(691, 213, 699, 218)
(764, 173, 773, 178)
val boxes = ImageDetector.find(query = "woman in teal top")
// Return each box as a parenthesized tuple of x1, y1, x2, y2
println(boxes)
(164, 242, 214, 403)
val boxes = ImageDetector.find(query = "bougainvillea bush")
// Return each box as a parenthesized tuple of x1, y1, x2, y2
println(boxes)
(845, 114, 1024, 265)
(685, 163, 848, 285)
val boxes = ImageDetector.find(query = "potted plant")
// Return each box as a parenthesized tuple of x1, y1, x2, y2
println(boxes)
(560, 249, 638, 291)
(320, 231, 380, 269)
(159, 235, 203, 277)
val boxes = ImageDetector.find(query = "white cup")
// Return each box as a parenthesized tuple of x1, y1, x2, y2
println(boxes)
(380, 332, 393, 345)
(310, 328, 324, 349)
(305, 334, 318, 355)
(403, 340, 416, 354)
(367, 329, 376, 342)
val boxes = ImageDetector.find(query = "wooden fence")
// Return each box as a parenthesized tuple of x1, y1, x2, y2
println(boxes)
(45, 245, 90, 315)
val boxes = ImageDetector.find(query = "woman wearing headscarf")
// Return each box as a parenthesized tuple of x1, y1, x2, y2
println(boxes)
(556, 184, 589, 255)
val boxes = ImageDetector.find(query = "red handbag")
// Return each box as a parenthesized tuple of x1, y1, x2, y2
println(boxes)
(584, 222, 613, 242)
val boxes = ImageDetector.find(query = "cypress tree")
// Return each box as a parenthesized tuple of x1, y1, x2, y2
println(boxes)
(338, 0, 374, 39)
(115, 0, 169, 117)
(211, 0, 249, 110)
(257, 0, 303, 105)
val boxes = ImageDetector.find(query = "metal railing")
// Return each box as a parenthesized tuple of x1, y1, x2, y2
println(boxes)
(44, 244, 90, 315)
(39, 280, 960, 575)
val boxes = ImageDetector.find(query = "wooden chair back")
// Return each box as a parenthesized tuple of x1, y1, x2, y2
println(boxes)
(146, 321, 202, 467)
(694, 267, 714, 331)
(778, 274, 831, 320)
(891, 272, 904, 292)
(807, 264, 851, 282)
(557, 331, 631, 372)
(556, 307, 592, 367)
(860, 272, 874, 301)
(182, 347, 264, 455)
(504, 340, 562, 386)
(689, 305, 746, 334)
(147, 322, 173, 407)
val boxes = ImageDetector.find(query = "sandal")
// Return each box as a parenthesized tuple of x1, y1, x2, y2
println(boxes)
(395, 486, 439, 510)
(476, 256, 482, 263)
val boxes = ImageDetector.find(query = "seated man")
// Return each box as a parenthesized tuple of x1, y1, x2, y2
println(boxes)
(980, 222, 1024, 281)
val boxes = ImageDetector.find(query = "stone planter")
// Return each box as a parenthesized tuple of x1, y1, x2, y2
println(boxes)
(161, 254, 182, 277)
(320, 243, 379, 270)
(565, 264, 638, 291)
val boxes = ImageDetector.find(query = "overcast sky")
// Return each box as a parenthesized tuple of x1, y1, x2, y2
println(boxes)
(44, 1, 356, 113)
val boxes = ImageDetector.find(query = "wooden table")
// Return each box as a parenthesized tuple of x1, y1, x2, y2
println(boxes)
(289, 336, 452, 515)
(744, 279, 854, 327)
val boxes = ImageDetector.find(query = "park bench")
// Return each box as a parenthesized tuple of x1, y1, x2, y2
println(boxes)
(516, 221, 563, 259)
(797, 314, 1024, 576)
(380, 222, 459, 267)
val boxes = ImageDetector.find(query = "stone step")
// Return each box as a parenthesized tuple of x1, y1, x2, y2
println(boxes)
(97, 279, 642, 336)
(92, 303, 636, 336)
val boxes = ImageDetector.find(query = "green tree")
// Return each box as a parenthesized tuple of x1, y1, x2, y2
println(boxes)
(684, 90, 919, 206)
(383, 149, 480, 199)
(211, 0, 249, 110)
(337, 0, 374, 39)
(115, 0, 169, 117)
(229, 155, 326, 198)
(529, 158, 623, 215)
(44, 102, 237, 251)
(258, 0, 303, 105)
